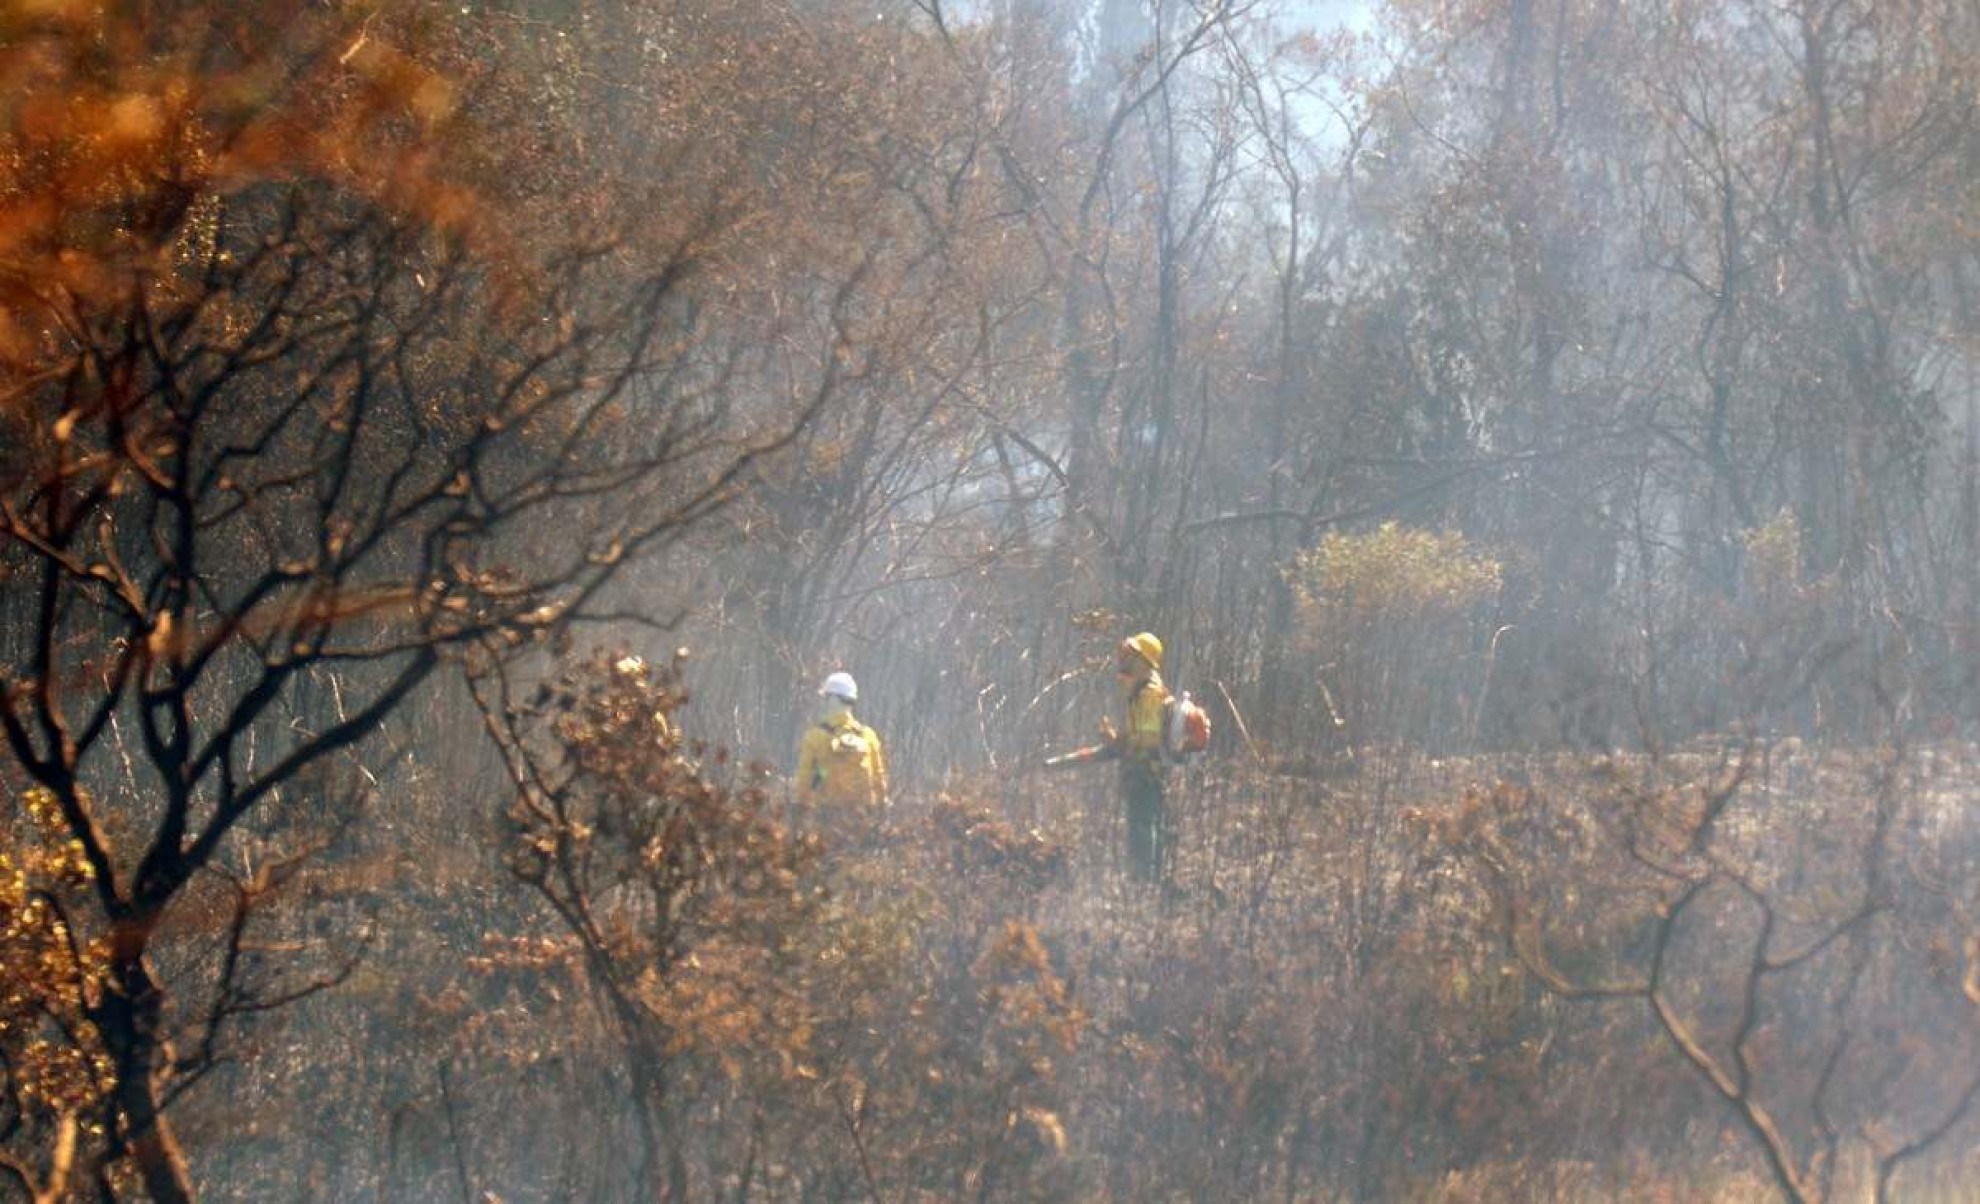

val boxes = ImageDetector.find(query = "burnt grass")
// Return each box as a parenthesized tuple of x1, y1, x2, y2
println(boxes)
(179, 740, 1980, 1202)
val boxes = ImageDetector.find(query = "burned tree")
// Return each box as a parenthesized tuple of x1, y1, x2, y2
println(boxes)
(0, 3, 818, 1197)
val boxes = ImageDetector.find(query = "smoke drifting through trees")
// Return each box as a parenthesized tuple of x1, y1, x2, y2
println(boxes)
(3, 0, 1978, 1200)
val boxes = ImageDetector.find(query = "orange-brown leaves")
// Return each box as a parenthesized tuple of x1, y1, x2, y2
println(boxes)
(0, 0, 510, 376)
(497, 650, 824, 1084)
(1, 788, 112, 1121)
(972, 920, 1083, 1069)
(929, 795, 1068, 891)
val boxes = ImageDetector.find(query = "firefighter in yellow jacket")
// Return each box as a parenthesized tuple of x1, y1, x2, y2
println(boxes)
(1108, 632, 1171, 882)
(794, 671, 889, 810)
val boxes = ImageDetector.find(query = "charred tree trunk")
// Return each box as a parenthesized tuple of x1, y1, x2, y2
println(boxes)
(95, 934, 194, 1204)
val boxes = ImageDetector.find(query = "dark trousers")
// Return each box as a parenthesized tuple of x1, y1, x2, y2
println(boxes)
(1120, 760, 1167, 882)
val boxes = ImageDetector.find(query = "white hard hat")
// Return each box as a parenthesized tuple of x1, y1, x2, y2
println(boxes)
(819, 671, 859, 701)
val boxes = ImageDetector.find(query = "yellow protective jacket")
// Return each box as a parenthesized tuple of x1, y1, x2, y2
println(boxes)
(1116, 670, 1171, 766)
(795, 709, 889, 808)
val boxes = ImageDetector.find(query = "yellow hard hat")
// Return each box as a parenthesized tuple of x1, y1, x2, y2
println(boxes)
(1119, 631, 1163, 670)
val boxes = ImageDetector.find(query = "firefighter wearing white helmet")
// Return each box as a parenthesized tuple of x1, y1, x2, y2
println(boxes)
(795, 670, 890, 810)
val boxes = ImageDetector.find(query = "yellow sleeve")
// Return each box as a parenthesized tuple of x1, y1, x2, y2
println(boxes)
(868, 725, 890, 806)
(795, 727, 823, 799)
